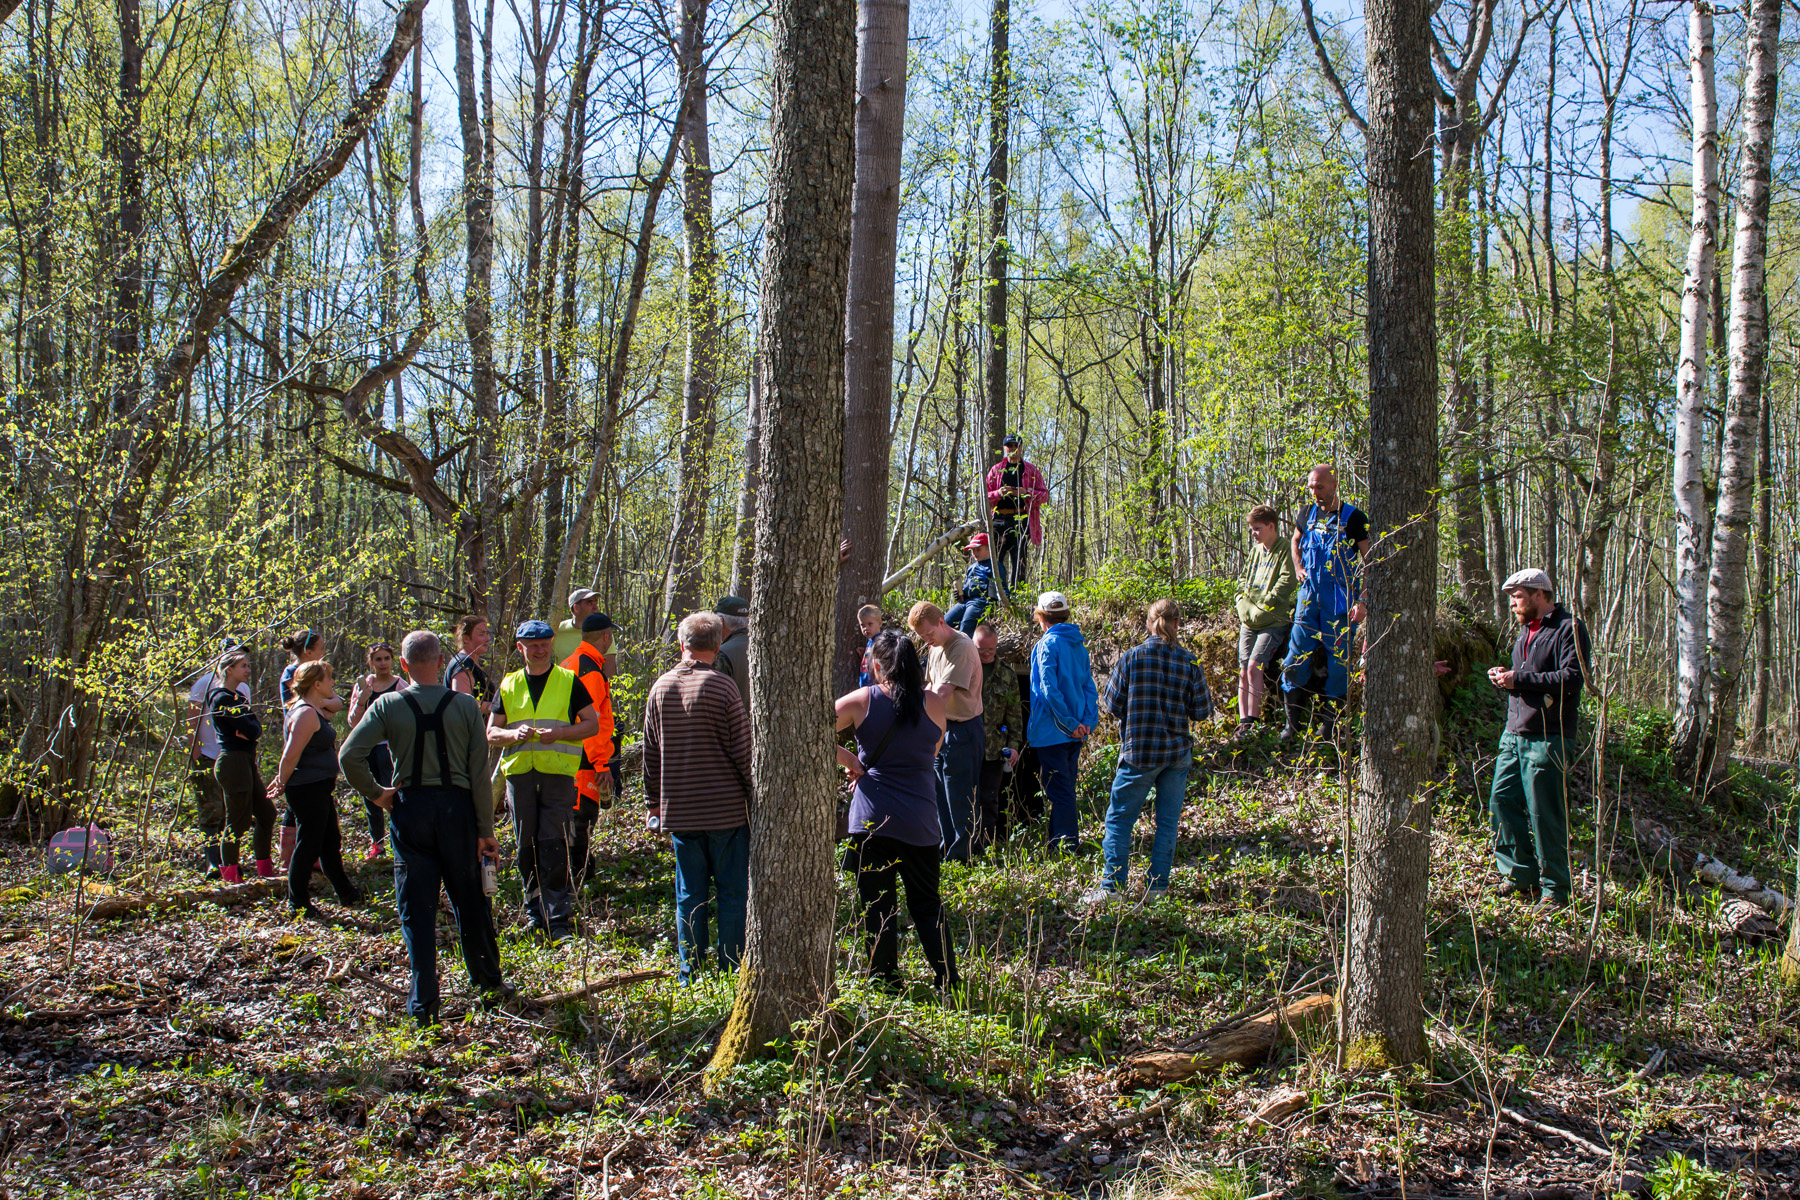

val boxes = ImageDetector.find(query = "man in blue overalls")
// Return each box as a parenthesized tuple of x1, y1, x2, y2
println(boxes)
(1281, 465, 1369, 745)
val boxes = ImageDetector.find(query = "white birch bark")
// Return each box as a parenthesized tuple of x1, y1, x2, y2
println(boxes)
(1670, 0, 1717, 782)
(1701, 0, 1779, 790)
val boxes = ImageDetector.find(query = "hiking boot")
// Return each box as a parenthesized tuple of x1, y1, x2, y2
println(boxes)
(478, 983, 520, 1011)
(336, 886, 366, 908)
(1495, 880, 1540, 902)
(1533, 892, 1569, 918)
(202, 846, 224, 880)
(1279, 692, 1309, 743)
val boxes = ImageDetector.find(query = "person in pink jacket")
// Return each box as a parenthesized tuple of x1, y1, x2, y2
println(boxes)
(984, 433, 1050, 594)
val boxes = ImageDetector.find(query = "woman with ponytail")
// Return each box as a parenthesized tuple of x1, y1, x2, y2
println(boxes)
(1082, 598, 1215, 907)
(834, 630, 958, 991)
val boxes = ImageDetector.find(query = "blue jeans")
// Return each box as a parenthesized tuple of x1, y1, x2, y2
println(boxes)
(946, 598, 989, 636)
(1282, 588, 1355, 700)
(1101, 753, 1191, 890)
(388, 786, 504, 1022)
(669, 825, 749, 980)
(1037, 740, 1082, 852)
(935, 718, 986, 862)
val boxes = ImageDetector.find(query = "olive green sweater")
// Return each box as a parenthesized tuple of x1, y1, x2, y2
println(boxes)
(1235, 542, 1300, 631)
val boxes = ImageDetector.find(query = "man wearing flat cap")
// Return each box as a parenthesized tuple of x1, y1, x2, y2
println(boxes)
(1486, 569, 1590, 915)
(487, 619, 602, 941)
(713, 596, 752, 721)
(554, 588, 601, 662)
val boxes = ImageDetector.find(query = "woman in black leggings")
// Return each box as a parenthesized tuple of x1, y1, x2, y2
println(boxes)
(209, 649, 278, 883)
(347, 642, 408, 862)
(268, 660, 362, 915)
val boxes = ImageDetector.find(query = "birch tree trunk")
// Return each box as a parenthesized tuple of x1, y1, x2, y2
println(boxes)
(1671, 0, 1719, 783)
(663, 0, 721, 628)
(1702, 0, 1780, 791)
(1747, 382, 1773, 752)
(1344, 0, 1438, 1069)
(706, 0, 855, 1083)
(834, 0, 909, 691)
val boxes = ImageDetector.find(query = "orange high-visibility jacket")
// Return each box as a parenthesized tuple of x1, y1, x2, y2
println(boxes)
(561, 642, 616, 806)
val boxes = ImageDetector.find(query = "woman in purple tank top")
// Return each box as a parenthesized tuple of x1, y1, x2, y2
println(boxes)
(834, 631, 957, 991)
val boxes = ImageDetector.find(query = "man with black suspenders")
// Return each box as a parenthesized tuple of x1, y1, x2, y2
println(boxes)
(341, 630, 512, 1026)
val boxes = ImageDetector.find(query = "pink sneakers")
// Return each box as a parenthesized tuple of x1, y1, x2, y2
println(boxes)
(363, 842, 388, 864)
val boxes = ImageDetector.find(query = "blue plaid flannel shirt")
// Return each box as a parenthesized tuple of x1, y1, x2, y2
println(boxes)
(1104, 636, 1214, 768)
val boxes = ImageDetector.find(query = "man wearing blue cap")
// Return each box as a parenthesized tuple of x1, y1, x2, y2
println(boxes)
(486, 619, 602, 941)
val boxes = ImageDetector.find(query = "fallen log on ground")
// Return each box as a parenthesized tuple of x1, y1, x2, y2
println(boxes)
(530, 970, 671, 1006)
(82, 878, 286, 921)
(1118, 993, 1334, 1088)
(1632, 817, 1792, 920)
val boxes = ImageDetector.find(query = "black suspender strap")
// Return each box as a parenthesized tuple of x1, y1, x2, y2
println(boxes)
(400, 691, 458, 789)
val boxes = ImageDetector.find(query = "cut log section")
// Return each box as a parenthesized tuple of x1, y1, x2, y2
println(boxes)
(1118, 993, 1334, 1089)
(1633, 816, 1792, 920)
(81, 878, 286, 921)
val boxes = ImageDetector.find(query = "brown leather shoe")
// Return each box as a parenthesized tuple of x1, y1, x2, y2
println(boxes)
(1495, 881, 1540, 902)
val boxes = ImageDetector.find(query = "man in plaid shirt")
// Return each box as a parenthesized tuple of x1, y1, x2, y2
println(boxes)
(1084, 600, 1214, 905)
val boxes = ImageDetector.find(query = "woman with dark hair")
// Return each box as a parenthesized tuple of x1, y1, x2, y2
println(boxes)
(209, 649, 278, 883)
(268, 660, 362, 915)
(444, 616, 494, 715)
(833, 630, 958, 991)
(347, 642, 408, 862)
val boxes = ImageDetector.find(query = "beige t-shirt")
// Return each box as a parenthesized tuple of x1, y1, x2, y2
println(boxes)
(927, 630, 985, 722)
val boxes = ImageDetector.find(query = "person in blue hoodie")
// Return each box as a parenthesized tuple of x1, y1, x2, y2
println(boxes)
(944, 534, 995, 636)
(1027, 591, 1099, 853)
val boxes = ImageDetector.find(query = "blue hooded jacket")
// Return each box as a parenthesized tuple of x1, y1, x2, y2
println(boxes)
(1028, 621, 1100, 748)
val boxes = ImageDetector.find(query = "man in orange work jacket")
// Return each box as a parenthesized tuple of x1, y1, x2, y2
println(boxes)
(561, 610, 617, 888)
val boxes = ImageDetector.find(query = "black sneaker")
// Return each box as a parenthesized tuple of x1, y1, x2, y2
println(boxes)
(478, 983, 519, 1011)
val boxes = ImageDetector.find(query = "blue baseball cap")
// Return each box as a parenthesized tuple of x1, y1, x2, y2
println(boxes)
(515, 619, 555, 641)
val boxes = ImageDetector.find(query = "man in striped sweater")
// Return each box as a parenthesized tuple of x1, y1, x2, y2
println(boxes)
(644, 611, 754, 984)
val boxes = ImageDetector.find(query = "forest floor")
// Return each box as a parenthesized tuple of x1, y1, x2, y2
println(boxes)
(2, 602, 1798, 1200)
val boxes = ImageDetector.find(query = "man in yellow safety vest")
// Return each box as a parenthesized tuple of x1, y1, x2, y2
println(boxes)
(486, 619, 601, 942)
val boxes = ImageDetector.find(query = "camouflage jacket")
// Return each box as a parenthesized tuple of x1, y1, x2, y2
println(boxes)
(981, 658, 1024, 761)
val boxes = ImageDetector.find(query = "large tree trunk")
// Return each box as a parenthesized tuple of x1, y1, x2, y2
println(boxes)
(1343, 0, 1437, 1070)
(706, 0, 855, 1083)
(982, 0, 1009, 466)
(1701, 0, 1780, 793)
(1746, 382, 1773, 752)
(1671, 0, 1719, 784)
(663, 0, 722, 629)
(833, 0, 909, 690)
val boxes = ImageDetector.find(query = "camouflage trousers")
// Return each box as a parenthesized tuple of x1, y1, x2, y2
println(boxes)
(190, 755, 226, 836)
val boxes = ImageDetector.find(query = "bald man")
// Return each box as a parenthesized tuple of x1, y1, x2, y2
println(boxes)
(1280, 465, 1369, 745)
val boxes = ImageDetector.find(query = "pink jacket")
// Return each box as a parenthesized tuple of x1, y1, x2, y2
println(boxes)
(985, 459, 1050, 546)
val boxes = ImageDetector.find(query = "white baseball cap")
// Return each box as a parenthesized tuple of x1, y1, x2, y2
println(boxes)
(1035, 590, 1071, 613)
(1501, 568, 1554, 596)
(568, 587, 598, 607)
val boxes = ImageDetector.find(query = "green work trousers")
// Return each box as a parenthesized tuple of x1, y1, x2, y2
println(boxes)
(1489, 730, 1572, 901)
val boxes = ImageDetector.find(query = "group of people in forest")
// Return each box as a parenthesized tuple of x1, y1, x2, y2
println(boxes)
(180, 442, 1590, 1020)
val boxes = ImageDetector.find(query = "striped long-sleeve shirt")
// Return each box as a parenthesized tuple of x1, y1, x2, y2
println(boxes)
(1103, 636, 1214, 769)
(643, 660, 753, 831)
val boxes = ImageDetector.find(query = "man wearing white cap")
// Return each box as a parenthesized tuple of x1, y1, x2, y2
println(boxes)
(1486, 569, 1590, 914)
(1026, 591, 1098, 854)
(554, 588, 601, 663)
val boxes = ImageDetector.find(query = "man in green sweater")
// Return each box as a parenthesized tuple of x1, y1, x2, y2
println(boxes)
(1233, 504, 1300, 738)
(341, 629, 511, 1025)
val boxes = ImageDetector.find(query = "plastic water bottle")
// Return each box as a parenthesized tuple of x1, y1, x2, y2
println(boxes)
(481, 854, 498, 897)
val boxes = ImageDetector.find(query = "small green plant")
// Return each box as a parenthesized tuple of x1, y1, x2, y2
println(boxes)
(1645, 1151, 1733, 1200)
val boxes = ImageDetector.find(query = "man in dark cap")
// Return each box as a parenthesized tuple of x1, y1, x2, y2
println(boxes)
(486, 620, 601, 941)
(561, 611, 617, 887)
(713, 596, 751, 721)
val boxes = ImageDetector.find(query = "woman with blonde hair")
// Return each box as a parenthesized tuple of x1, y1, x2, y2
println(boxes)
(268, 659, 362, 915)
(1081, 598, 1215, 906)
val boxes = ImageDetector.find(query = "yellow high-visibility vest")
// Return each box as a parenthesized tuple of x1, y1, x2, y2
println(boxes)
(496, 666, 583, 777)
